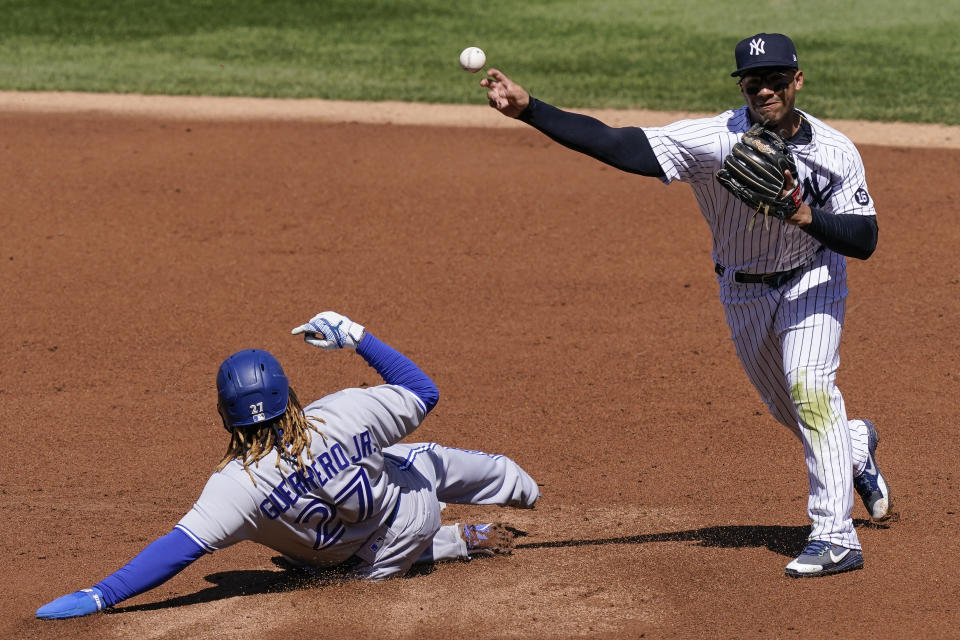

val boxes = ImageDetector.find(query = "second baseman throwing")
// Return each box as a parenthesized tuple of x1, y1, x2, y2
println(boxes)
(480, 32, 892, 578)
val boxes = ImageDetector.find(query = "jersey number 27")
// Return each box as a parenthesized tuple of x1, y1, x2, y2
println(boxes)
(294, 467, 374, 550)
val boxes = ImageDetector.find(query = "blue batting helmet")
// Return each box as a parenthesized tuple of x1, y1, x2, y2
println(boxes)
(216, 349, 290, 430)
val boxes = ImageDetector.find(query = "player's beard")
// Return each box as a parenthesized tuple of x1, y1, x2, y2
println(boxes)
(753, 101, 784, 125)
(751, 100, 797, 136)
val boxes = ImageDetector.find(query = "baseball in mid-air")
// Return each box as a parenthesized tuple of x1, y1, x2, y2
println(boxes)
(458, 46, 486, 73)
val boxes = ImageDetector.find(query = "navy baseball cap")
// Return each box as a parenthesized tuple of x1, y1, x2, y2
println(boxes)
(731, 33, 799, 77)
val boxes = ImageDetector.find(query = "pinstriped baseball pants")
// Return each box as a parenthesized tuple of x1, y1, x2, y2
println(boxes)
(718, 248, 871, 549)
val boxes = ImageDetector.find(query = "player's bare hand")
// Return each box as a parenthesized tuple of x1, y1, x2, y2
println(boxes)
(292, 311, 366, 350)
(784, 204, 812, 226)
(480, 69, 529, 118)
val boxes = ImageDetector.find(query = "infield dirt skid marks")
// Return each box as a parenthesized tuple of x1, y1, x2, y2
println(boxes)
(426, 502, 692, 635)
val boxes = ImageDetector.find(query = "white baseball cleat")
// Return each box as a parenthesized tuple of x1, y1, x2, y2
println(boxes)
(785, 541, 863, 578)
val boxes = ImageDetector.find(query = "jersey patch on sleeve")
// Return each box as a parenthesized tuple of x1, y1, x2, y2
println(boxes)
(854, 187, 870, 206)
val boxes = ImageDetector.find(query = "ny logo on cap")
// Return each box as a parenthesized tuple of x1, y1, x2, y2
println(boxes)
(749, 38, 765, 56)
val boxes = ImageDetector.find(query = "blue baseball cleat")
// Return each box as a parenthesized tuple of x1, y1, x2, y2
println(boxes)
(36, 587, 105, 620)
(854, 419, 892, 522)
(785, 541, 864, 578)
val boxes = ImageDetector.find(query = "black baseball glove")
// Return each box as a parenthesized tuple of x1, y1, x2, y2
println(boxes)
(716, 123, 803, 221)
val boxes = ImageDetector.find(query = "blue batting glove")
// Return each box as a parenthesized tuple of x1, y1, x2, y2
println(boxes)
(36, 587, 105, 620)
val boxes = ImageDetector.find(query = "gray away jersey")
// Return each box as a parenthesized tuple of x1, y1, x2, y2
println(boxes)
(644, 106, 876, 273)
(176, 384, 426, 568)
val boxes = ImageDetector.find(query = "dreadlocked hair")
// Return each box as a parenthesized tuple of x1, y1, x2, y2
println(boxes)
(216, 387, 326, 486)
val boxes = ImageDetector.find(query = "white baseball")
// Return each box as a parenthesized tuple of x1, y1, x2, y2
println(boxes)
(458, 47, 486, 73)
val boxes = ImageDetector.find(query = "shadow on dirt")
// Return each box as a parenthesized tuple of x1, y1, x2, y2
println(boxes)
(110, 519, 883, 614)
(108, 557, 436, 614)
(514, 518, 883, 558)
(107, 570, 330, 614)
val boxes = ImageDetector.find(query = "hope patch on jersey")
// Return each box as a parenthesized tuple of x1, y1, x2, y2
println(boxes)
(854, 187, 871, 206)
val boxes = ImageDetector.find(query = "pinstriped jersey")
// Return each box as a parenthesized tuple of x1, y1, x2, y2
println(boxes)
(644, 106, 876, 273)
(176, 384, 426, 568)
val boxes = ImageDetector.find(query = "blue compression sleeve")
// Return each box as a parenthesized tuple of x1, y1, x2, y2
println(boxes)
(93, 528, 206, 607)
(803, 210, 878, 260)
(356, 333, 439, 413)
(518, 97, 665, 177)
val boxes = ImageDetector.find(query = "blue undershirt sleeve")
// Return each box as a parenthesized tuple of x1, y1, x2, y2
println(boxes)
(803, 210, 878, 260)
(518, 97, 665, 177)
(93, 528, 206, 607)
(356, 333, 439, 413)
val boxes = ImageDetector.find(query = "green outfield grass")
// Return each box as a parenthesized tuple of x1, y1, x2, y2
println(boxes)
(1, 0, 957, 123)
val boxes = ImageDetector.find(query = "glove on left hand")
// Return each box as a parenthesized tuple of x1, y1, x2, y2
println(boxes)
(716, 123, 803, 221)
(292, 311, 366, 350)
(36, 587, 105, 620)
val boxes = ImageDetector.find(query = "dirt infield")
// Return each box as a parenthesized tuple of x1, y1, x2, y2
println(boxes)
(3, 96, 959, 639)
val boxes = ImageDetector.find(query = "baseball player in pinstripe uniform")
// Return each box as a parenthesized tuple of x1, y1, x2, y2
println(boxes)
(36, 311, 540, 619)
(480, 33, 891, 578)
